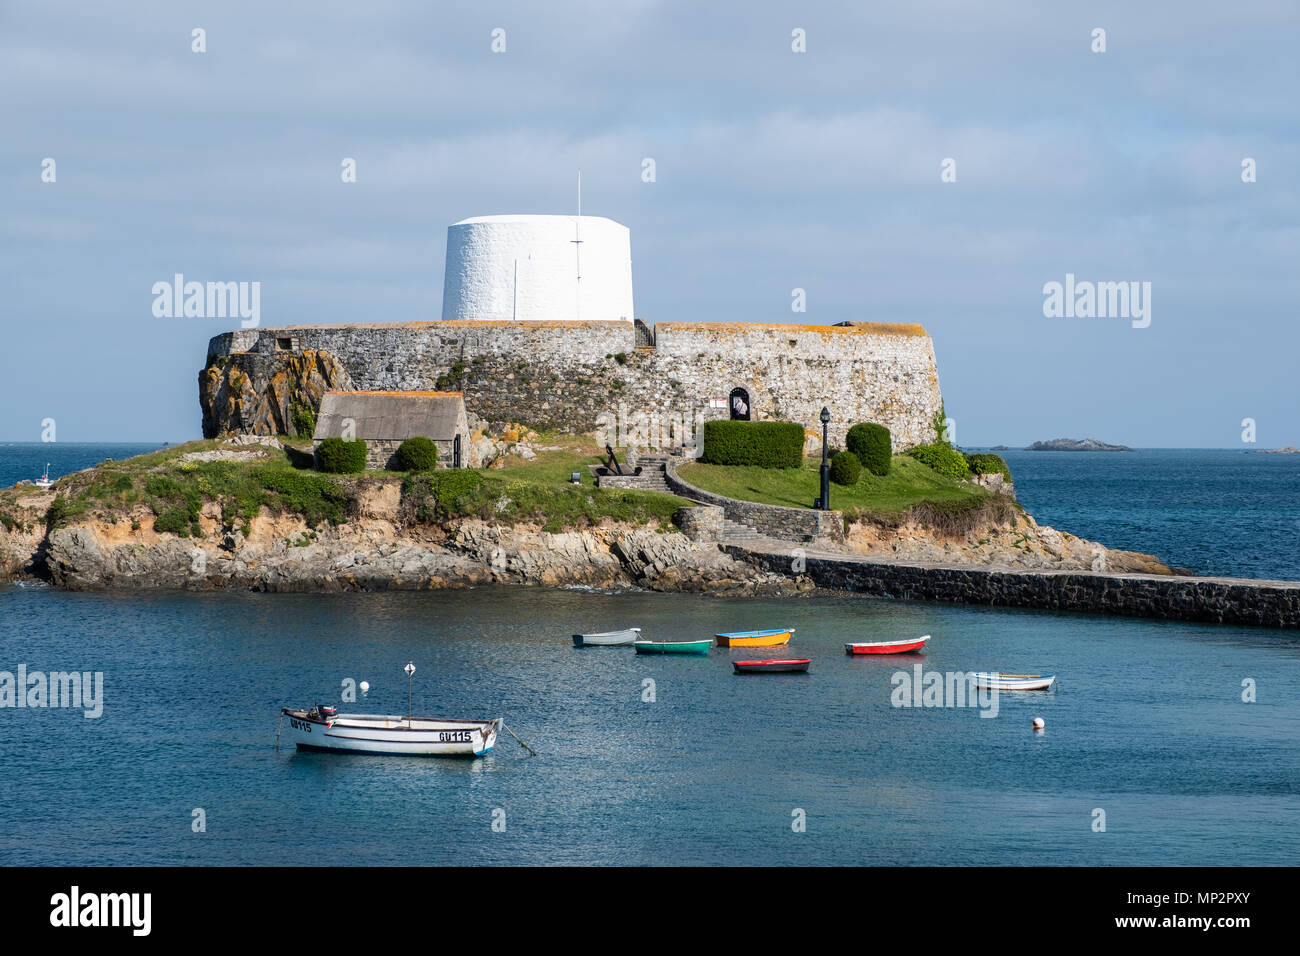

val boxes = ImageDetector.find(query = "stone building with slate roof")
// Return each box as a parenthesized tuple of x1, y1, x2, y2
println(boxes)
(313, 390, 469, 470)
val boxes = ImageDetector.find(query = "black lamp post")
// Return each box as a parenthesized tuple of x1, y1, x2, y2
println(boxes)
(817, 406, 831, 510)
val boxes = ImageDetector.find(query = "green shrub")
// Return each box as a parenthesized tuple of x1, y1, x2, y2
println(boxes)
(829, 450, 862, 486)
(907, 442, 971, 479)
(291, 401, 317, 439)
(394, 437, 439, 472)
(699, 420, 805, 468)
(432, 469, 483, 505)
(317, 437, 367, 473)
(435, 359, 467, 390)
(964, 452, 1012, 482)
(257, 469, 351, 526)
(846, 422, 892, 476)
(153, 506, 194, 537)
(401, 470, 485, 522)
(145, 475, 180, 498)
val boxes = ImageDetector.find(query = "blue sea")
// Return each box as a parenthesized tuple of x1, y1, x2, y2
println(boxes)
(1, 443, 1297, 866)
(0, 587, 1296, 866)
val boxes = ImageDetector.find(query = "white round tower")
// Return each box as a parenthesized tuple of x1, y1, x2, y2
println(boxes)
(441, 214, 634, 323)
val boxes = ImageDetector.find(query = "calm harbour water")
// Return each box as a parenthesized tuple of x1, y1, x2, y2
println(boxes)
(1, 443, 1297, 866)
(1, 585, 1296, 866)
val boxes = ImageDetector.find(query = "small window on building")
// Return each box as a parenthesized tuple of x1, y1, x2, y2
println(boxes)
(276, 337, 292, 351)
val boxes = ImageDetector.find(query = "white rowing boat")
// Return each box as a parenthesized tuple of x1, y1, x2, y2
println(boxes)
(573, 627, 641, 647)
(281, 706, 501, 757)
(970, 672, 1057, 691)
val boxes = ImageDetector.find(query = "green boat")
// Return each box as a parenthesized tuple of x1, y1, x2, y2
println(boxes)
(633, 639, 712, 655)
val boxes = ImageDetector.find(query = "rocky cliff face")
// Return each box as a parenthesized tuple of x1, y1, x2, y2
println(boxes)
(199, 349, 353, 438)
(39, 515, 806, 595)
(845, 510, 1174, 574)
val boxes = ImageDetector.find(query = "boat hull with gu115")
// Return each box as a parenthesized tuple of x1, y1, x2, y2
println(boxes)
(280, 706, 502, 757)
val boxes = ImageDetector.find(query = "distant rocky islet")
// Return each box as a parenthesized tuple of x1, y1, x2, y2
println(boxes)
(1025, 438, 1133, 452)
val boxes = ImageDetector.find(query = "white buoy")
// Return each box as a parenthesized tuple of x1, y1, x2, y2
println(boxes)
(359, 681, 370, 695)
(1033, 717, 1045, 730)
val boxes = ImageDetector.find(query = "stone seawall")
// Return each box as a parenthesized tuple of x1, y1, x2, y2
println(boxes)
(664, 458, 846, 544)
(202, 319, 943, 449)
(727, 543, 1300, 628)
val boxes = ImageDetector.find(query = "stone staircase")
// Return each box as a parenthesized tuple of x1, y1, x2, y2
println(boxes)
(715, 516, 765, 543)
(592, 453, 672, 494)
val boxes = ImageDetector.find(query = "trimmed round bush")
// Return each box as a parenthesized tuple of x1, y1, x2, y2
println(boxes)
(906, 442, 971, 479)
(316, 437, 367, 474)
(699, 420, 806, 468)
(395, 436, 439, 471)
(964, 452, 1012, 482)
(846, 422, 892, 476)
(829, 450, 862, 486)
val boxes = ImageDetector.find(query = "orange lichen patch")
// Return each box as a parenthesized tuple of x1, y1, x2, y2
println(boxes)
(260, 320, 630, 331)
(655, 321, 928, 337)
(324, 390, 463, 399)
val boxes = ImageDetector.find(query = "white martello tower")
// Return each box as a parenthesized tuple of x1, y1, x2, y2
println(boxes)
(441, 213, 634, 323)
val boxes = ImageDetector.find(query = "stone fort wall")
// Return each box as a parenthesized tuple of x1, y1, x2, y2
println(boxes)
(203, 319, 944, 449)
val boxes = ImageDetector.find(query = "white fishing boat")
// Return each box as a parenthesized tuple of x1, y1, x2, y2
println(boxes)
(573, 627, 641, 647)
(970, 672, 1057, 691)
(280, 706, 501, 757)
(279, 662, 502, 757)
(34, 464, 53, 489)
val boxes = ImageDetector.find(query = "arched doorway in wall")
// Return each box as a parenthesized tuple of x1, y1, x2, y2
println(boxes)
(729, 388, 751, 421)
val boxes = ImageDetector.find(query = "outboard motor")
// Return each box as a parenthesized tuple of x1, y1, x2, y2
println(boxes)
(321, 705, 338, 720)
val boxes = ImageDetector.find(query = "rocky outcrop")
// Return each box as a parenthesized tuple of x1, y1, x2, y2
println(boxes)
(844, 510, 1174, 575)
(40, 515, 806, 596)
(199, 349, 353, 438)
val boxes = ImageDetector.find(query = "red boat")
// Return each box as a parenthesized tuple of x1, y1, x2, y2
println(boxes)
(732, 658, 811, 674)
(844, 635, 931, 655)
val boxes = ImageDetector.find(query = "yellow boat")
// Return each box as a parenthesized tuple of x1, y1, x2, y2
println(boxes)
(714, 628, 793, 648)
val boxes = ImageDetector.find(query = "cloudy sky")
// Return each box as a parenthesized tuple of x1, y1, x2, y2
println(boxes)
(2, 1, 1296, 445)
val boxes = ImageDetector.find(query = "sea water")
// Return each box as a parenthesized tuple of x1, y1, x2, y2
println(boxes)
(0, 585, 1295, 866)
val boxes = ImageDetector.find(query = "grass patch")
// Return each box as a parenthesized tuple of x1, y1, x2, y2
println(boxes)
(678, 454, 1016, 534)
(15, 435, 689, 537)
(402, 447, 689, 533)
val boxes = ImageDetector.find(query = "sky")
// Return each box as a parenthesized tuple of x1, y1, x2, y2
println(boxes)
(2, 1, 1297, 446)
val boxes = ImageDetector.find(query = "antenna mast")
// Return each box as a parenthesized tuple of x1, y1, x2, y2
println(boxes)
(571, 170, 583, 321)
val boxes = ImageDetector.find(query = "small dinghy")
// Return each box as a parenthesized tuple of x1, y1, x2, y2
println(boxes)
(280, 706, 501, 756)
(714, 628, 793, 648)
(634, 639, 712, 655)
(845, 635, 930, 655)
(279, 662, 502, 757)
(732, 658, 811, 674)
(970, 672, 1057, 691)
(573, 627, 640, 647)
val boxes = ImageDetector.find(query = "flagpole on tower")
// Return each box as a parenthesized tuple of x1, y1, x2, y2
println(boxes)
(571, 170, 583, 322)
